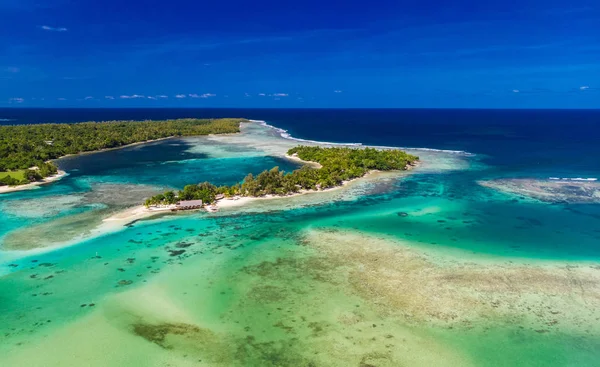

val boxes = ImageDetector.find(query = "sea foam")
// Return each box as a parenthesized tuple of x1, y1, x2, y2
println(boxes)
(548, 177, 598, 182)
(249, 120, 472, 156)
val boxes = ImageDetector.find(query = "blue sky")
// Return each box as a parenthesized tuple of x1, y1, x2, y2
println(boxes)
(1, 0, 599, 108)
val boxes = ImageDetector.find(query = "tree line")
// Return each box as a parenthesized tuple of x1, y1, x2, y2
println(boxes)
(144, 145, 419, 207)
(0, 118, 245, 186)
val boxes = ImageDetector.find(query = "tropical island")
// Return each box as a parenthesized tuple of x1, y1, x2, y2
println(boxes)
(144, 145, 419, 208)
(0, 118, 245, 187)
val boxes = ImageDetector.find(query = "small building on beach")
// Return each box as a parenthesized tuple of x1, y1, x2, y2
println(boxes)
(215, 194, 225, 200)
(176, 200, 203, 210)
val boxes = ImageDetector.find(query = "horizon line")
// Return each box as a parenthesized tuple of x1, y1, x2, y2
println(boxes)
(1, 106, 600, 111)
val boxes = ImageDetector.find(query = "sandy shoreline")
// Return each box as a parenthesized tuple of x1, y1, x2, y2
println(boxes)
(2, 120, 422, 254)
(101, 169, 379, 224)
(101, 205, 177, 224)
(283, 154, 323, 168)
(0, 121, 413, 196)
(101, 152, 420, 224)
(0, 170, 67, 195)
(100, 146, 393, 224)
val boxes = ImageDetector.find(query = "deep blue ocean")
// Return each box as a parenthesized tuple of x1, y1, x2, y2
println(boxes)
(2, 108, 599, 178)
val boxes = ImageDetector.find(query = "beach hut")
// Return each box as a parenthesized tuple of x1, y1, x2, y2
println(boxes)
(215, 194, 225, 200)
(176, 200, 203, 210)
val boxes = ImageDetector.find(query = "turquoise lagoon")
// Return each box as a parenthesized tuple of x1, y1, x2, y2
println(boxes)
(0, 121, 599, 366)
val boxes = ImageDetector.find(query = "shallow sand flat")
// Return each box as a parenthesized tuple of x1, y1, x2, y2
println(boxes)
(1, 209, 108, 251)
(1, 209, 599, 366)
(479, 178, 600, 203)
(303, 229, 600, 334)
(102, 204, 175, 223)
(81, 182, 167, 207)
(6, 224, 600, 366)
(0, 182, 170, 252)
(1, 207, 145, 252)
(0, 230, 474, 367)
(0, 194, 85, 218)
(0, 301, 202, 367)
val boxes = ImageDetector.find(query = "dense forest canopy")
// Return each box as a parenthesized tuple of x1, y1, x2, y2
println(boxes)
(145, 145, 419, 207)
(0, 118, 245, 186)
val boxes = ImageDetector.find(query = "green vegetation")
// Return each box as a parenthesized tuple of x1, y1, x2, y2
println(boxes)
(0, 118, 245, 186)
(145, 146, 418, 207)
(0, 169, 27, 186)
(0, 163, 58, 186)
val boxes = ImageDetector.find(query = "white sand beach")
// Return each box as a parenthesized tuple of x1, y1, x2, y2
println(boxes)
(0, 170, 67, 194)
(283, 154, 323, 168)
(103, 168, 394, 225)
(102, 205, 176, 224)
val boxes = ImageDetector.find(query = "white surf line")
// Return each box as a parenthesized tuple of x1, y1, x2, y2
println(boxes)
(548, 177, 597, 182)
(249, 119, 474, 156)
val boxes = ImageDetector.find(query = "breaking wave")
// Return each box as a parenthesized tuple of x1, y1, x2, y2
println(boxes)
(249, 119, 473, 156)
(548, 177, 598, 182)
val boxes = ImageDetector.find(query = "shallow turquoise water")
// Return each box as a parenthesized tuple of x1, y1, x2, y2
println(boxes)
(0, 137, 298, 250)
(1, 122, 599, 366)
(317, 173, 600, 260)
(2, 189, 600, 365)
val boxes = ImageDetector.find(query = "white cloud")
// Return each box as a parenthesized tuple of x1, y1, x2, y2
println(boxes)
(334, 90, 342, 93)
(8, 97, 24, 103)
(57, 97, 67, 101)
(273, 93, 288, 97)
(175, 94, 186, 98)
(580, 85, 590, 90)
(84, 96, 94, 100)
(189, 93, 215, 99)
(40, 25, 68, 32)
(147, 96, 157, 100)
(512, 89, 520, 93)
(258, 93, 266, 96)
(105, 96, 115, 100)
(120, 94, 144, 99)
(157, 95, 168, 99)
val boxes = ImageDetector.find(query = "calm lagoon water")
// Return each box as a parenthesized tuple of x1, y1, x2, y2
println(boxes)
(0, 109, 599, 366)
